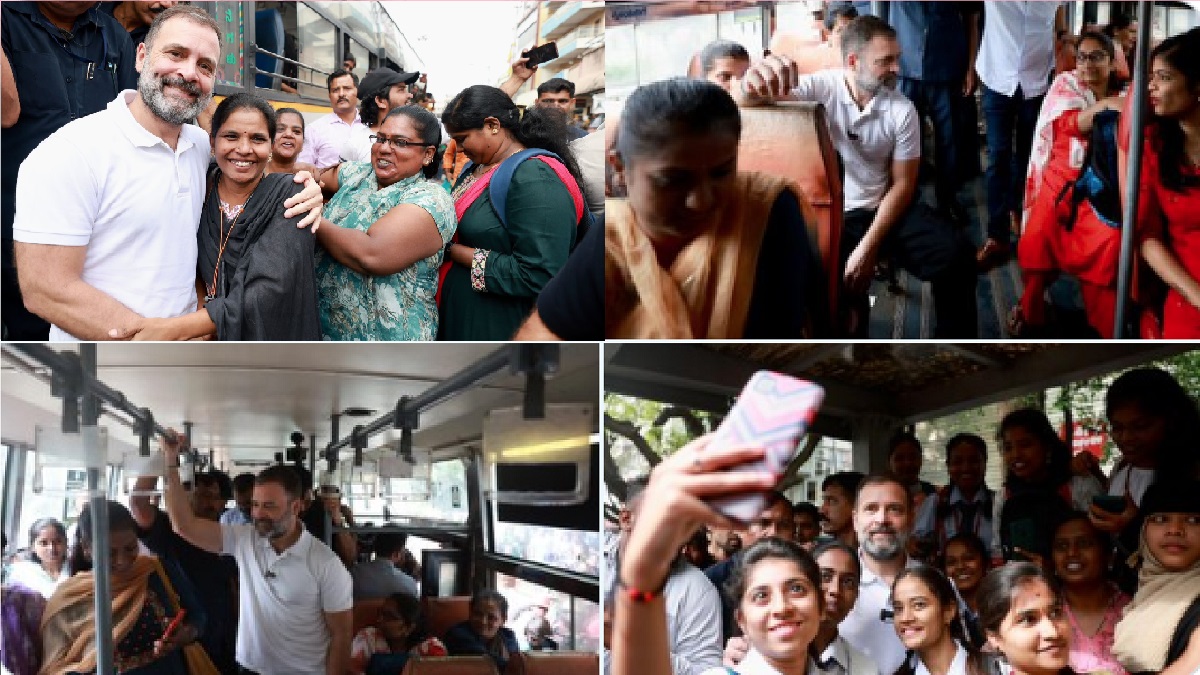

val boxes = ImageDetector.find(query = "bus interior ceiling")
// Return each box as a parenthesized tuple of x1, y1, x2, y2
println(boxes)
(1, 343, 598, 474)
(605, 342, 1195, 472)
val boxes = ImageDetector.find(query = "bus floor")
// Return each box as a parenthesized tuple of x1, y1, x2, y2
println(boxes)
(865, 173, 1023, 339)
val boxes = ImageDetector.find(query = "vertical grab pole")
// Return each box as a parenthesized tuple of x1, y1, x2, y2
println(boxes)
(1113, 0, 1153, 338)
(81, 344, 115, 675)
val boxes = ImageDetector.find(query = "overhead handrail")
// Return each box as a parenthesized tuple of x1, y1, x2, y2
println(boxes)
(323, 345, 560, 468)
(5, 343, 171, 454)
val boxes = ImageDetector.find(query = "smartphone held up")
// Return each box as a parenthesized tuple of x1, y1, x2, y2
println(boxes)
(705, 371, 824, 524)
(522, 41, 559, 68)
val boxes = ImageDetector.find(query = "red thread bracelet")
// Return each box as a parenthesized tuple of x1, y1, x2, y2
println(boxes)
(617, 576, 666, 602)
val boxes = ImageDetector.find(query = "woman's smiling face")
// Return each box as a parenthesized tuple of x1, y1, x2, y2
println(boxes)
(735, 557, 821, 667)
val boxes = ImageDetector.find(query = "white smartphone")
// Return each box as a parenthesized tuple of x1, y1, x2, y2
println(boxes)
(705, 371, 824, 524)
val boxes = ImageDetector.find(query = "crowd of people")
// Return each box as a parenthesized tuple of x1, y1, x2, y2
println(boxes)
(605, 366, 1200, 675)
(2, 3, 605, 342)
(0, 431, 568, 675)
(606, 2, 1200, 339)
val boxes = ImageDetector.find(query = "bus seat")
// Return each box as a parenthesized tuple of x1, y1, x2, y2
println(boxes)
(422, 596, 472, 640)
(401, 656, 499, 675)
(768, 32, 841, 75)
(507, 651, 600, 675)
(255, 9, 285, 90)
(353, 598, 386, 635)
(736, 101, 844, 331)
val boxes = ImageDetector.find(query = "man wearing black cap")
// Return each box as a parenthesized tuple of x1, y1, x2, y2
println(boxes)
(341, 67, 419, 163)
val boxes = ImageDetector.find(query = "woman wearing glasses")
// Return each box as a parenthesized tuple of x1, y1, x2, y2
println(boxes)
(1015, 31, 1124, 338)
(314, 105, 456, 341)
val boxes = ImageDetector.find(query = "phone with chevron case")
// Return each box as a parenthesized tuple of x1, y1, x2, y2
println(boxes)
(706, 371, 824, 524)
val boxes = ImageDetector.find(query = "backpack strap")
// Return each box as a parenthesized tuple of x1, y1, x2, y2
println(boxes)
(488, 149, 565, 229)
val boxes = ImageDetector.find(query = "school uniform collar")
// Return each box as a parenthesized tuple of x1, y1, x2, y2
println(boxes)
(913, 640, 968, 675)
(740, 647, 818, 675)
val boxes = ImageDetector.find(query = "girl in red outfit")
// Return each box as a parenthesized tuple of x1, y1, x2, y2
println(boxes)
(1136, 28, 1200, 338)
(1016, 31, 1124, 337)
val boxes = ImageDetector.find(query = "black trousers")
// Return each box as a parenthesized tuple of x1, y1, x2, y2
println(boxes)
(842, 202, 979, 338)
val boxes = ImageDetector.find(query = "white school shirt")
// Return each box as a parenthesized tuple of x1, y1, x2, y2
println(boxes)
(913, 641, 970, 675)
(913, 486, 996, 555)
(701, 648, 820, 675)
(789, 69, 921, 211)
(1107, 464, 1154, 505)
(975, 2, 1061, 98)
(12, 90, 208, 341)
(221, 523, 354, 675)
(815, 635, 879, 675)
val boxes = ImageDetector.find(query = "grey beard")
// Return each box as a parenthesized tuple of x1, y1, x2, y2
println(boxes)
(139, 71, 211, 125)
(862, 531, 907, 560)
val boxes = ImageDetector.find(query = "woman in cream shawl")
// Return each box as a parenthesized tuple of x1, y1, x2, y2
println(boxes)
(1015, 31, 1125, 337)
(605, 78, 826, 338)
(39, 501, 207, 675)
(1111, 480, 1200, 675)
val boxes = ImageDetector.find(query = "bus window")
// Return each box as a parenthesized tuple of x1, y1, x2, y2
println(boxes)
(296, 2, 337, 98)
(341, 456, 469, 525)
(495, 573, 600, 652)
(430, 457, 469, 523)
(211, 1, 245, 87)
(493, 522, 599, 576)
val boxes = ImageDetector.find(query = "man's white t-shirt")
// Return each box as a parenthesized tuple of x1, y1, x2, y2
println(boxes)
(839, 552, 917, 675)
(340, 124, 374, 164)
(789, 70, 921, 211)
(222, 523, 353, 675)
(12, 91, 209, 341)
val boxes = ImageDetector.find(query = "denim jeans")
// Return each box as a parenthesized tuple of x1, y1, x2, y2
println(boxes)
(981, 83, 1044, 241)
(899, 77, 960, 210)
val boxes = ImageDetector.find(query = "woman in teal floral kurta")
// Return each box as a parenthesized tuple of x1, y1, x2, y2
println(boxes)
(314, 106, 456, 340)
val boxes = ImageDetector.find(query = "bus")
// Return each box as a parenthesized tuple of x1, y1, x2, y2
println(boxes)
(1, 342, 600, 675)
(201, 1, 415, 116)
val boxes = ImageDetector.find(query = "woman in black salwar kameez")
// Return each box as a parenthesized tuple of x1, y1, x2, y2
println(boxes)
(128, 94, 320, 340)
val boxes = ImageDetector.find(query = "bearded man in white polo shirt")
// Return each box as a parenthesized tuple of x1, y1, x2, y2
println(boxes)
(738, 15, 978, 338)
(12, 5, 322, 342)
(160, 432, 353, 675)
(838, 474, 918, 675)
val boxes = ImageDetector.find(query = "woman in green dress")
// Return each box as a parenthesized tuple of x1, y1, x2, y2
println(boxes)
(439, 85, 587, 340)
(314, 105, 456, 341)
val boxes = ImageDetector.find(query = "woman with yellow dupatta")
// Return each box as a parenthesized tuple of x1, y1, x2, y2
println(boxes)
(605, 78, 825, 338)
(39, 501, 208, 675)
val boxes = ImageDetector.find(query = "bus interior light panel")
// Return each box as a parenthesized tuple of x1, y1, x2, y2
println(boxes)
(32, 425, 110, 495)
(483, 404, 592, 506)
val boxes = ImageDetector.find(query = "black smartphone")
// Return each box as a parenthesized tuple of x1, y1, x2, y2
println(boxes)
(522, 42, 559, 68)
(1092, 494, 1126, 514)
